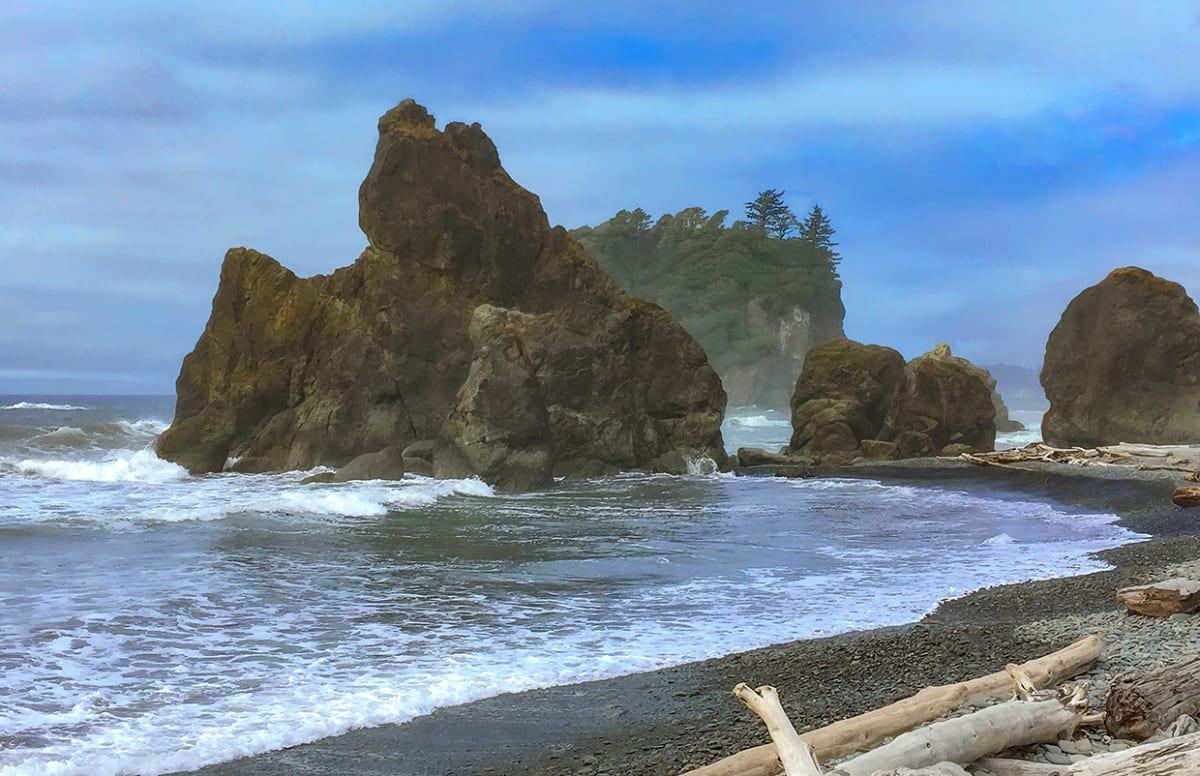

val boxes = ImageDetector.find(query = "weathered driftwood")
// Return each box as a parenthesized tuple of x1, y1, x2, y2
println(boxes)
(976, 730, 1200, 774)
(830, 684, 1090, 776)
(679, 636, 1102, 776)
(869, 764, 970, 776)
(972, 759, 1062, 775)
(1106, 656, 1200, 740)
(1064, 728, 1200, 774)
(733, 684, 822, 776)
(1174, 486, 1200, 507)
(728, 664, 1089, 775)
(1115, 577, 1200, 617)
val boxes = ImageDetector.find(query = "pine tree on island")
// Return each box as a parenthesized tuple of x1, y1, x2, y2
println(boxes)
(800, 203, 840, 272)
(744, 188, 798, 238)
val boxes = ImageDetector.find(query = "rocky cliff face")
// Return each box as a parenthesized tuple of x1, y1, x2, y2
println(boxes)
(723, 296, 846, 408)
(1041, 267, 1200, 447)
(156, 99, 727, 489)
(785, 340, 995, 465)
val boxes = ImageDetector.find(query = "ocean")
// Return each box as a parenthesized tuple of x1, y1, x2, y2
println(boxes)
(0, 397, 1141, 776)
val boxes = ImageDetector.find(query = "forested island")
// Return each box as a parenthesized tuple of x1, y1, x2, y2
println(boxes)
(571, 191, 846, 407)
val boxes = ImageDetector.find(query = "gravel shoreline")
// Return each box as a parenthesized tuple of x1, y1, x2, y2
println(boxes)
(185, 464, 1200, 776)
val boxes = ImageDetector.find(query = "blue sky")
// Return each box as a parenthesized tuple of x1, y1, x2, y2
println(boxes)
(2, 1, 1198, 394)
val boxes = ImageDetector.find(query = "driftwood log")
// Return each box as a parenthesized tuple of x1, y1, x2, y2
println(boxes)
(732, 665, 1090, 775)
(972, 760, 1063, 775)
(869, 765, 969, 775)
(1115, 577, 1200, 616)
(830, 683, 1090, 776)
(977, 729, 1200, 773)
(1106, 655, 1200, 740)
(1174, 486, 1200, 507)
(679, 636, 1102, 776)
(733, 684, 822, 776)
(1066, 729, 1200, 774)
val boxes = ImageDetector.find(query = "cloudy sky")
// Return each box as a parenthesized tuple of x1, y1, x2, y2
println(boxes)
(2, 1, 1198, 394)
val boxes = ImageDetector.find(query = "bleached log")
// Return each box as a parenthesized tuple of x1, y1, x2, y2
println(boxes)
(679, 636, 1102, 776)
(732, 683, 822, 776)
(1064, 729, 1200, 775)
(868, 764, 970, 775)
(1115, 577, 1200, 616)
(972, 759, 1063, 776)
(830, 685, 1090, 776)
(1101, 443, 1200, 457)
(1106, 656, 1200, 740)
(978, 730, 1200, 775)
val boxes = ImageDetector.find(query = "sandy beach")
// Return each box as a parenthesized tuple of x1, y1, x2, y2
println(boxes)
(181, 463, 1200, 776)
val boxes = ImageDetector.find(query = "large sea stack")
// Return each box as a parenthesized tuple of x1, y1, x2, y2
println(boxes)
(156, 100, 727, 490)
(1041, 267, 1200, 447)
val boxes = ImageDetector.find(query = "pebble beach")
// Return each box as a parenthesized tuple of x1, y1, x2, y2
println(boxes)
(184, 462, 1200, 776)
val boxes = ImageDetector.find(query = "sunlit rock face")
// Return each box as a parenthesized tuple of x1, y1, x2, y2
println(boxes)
(157, 99, 727, 490)
(1041, 267, 1200, 448)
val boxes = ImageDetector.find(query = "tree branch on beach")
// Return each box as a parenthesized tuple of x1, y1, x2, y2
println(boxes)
(681, 635, 1103, 776)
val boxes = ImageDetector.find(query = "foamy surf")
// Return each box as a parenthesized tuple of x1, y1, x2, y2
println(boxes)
(10, 450, 188, 483)
(727, 414, 790, 428)
(1, 402, 89, 411)
(0, 396, 1147, 776)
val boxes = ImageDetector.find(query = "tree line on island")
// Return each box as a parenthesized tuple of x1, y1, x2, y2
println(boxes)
(570, 190, 846, 405)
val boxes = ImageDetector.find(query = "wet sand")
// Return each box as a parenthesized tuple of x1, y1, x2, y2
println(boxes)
(183, 464, 1200, 776)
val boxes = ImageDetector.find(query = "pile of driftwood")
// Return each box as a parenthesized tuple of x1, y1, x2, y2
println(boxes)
(960, 441, 1200, 507)
(679, 634, 1200, 776)
(959, 442, 1200, 475)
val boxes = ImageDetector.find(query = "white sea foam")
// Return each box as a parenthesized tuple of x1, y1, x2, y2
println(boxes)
(12, 450, 187, 483)
(684, 454, 720, 476)
(113, 418, 169, 437)
(1, 402, 88, 411)
(727, 414, 791, 428)
(0, 420, 1148, 776)
(275, 489, 391, 517)
(984, 532, 1016, 545)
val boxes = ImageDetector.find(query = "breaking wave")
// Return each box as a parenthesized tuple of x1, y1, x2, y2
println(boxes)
(8, 451, 188, 483)
(727, 414, 791, 428)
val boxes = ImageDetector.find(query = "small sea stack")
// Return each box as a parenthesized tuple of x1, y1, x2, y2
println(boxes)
(156, 99, 727, 490)
(781, 339, 996, 466)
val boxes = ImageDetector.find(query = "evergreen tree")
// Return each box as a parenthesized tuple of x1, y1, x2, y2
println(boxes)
(744, 189, 797, 238)
(800, 203, 840, 271)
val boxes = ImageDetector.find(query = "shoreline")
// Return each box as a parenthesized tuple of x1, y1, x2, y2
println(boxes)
(182, 464, 1200, 776)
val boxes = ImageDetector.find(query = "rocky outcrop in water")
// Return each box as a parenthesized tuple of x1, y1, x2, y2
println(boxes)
(156, 99, 727, 489)
(1041, 267, 1200, 447)
(924, 343, 1023, 432)
(783, 339, 996, 466)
